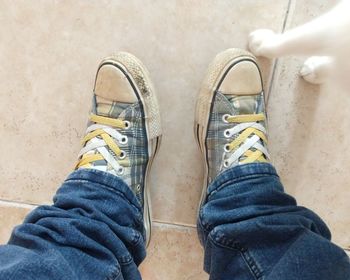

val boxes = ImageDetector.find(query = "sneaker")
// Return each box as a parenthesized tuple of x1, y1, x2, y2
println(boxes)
(194, 48, 270, 207)
(76, 52, 162, 246)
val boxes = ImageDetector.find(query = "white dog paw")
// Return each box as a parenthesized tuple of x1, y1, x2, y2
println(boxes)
(300, 56, 332, 85)
(248, 29, 280, 58)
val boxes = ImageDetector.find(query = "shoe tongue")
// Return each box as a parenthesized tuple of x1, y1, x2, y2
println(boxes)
(227, 95, 258, 115)
(94, 95, 133, 118)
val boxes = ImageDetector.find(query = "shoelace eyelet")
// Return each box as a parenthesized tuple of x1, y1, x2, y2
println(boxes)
(224, 144, 231, 152)
(119, 150, 126, 159)
(224, 129, 231, 138)
(124, 121, 131, 130)
(222, 114, 231, 123)
(223, 160, 230, 168)
(117, 166, 124, 175)
(120, 136, 128, 144)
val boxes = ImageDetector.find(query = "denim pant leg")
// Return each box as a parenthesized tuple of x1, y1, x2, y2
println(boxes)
(198, 163, 350, 280)
(0, 169, 145, 280)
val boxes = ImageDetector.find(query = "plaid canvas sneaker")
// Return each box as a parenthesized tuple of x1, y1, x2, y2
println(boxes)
(76, 52, 162, 246)
(194, 48, 270, 207)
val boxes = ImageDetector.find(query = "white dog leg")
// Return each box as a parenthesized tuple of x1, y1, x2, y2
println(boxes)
(300, 56, 333, 85)
(248, 29, 283, 58)
(248, 1, 348, 58)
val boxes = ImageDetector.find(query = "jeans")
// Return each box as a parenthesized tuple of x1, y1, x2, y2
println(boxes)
(0, 163, 349, 279)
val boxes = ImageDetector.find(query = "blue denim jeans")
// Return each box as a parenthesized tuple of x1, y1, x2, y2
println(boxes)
(0, 164, 349, 279)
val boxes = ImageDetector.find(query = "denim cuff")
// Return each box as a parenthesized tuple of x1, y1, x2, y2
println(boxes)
(207, 163, 279, 196)
(65, 168, 142, 212)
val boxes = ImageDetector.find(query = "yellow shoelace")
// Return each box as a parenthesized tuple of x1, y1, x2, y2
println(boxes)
(226, 113, 268, 164)
(76, 114, 127, 169)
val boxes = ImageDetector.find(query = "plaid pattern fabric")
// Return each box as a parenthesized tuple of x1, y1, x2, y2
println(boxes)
(206, 91, 267, 183)
(87, 95, 148, 205)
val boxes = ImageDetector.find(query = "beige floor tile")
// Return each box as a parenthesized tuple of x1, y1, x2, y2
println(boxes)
(267, 0, 349, 248)
(0, 202, 32, 244)
(0, 0, 289, 227)
(141, 223, 207, 280)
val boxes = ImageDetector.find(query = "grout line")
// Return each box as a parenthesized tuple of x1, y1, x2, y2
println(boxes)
(267, 0, 293, 105)
(0, 199, 37, 209)
(153, 220, 196, 230)
(266, 61, 277, 105)
(281, 0, 293, 32)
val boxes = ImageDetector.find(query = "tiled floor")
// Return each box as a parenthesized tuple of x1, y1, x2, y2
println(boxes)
(0, 0, 348, 278)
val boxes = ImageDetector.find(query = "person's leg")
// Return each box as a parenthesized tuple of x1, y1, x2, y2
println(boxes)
(0, 52, 162, 280)
(194, 48, 350, 280)
(0, 169, 145, 280)
(198, 163, 350, 280)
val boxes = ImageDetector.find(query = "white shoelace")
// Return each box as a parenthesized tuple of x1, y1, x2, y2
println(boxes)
(223, 121, 270, 167)
(78, 124, 128, 175)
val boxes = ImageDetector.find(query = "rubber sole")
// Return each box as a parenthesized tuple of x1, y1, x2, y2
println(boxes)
(99, 52, 162, 247)
(194, 48, 259, 210)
